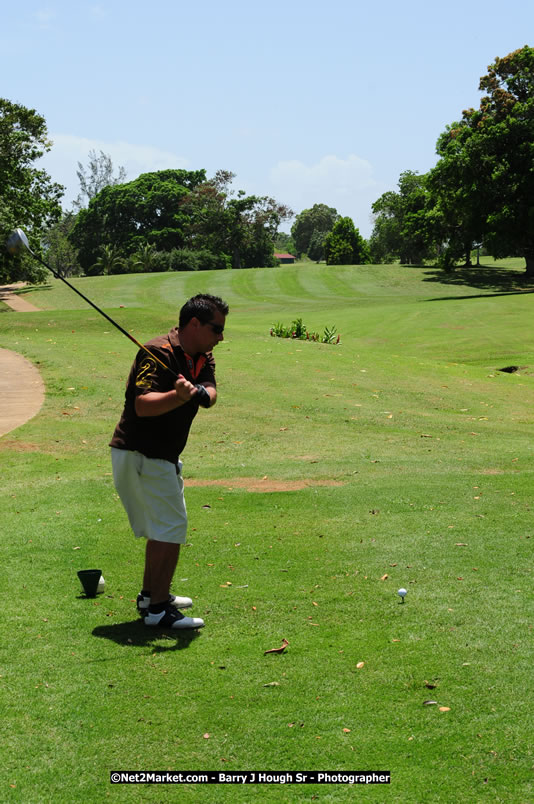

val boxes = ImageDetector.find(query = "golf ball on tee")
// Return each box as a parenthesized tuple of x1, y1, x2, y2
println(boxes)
(397, 588, 407, 599)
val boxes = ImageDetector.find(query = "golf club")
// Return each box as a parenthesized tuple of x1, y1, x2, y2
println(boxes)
(6, 228, 179, 379)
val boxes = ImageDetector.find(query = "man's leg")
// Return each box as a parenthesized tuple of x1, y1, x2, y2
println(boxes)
(143, 538, 204, 629)
(143, 540, 180, 606)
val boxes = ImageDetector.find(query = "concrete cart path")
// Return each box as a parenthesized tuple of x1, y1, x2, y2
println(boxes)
(0, 282, 41, 312)
(0, 285, 45, 436)
(0, 348, 45, 437)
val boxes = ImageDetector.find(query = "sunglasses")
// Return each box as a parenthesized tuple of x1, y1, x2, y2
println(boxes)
(202, 320, 224, 335)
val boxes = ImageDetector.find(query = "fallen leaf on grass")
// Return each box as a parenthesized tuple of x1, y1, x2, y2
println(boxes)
(455, 543, 468, 547)
(356, 661, 365, 669)
(203, 733, 210, 739)
(343, 728, 351, 733)
(424, 681, 438, 689)
(264, 638, 289, 655)
(439, 707, 451, 712)
(380, 574, 389, 581)
(423, 700, 438, 706)
(263, 681, 280, 687)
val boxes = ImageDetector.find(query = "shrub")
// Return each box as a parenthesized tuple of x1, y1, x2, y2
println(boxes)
(168, 248, 230, 272)
(270, 319, 340, 344)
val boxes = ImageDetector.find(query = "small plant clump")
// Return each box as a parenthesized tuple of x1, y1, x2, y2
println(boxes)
(270, 318, 340, 344)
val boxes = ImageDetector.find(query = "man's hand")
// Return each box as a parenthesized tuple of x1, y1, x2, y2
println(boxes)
(136, 374, 198, 417)
(174, 374, 197, 404)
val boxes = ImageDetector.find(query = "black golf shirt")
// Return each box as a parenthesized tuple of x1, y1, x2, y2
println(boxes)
(110, 328, 216, 464)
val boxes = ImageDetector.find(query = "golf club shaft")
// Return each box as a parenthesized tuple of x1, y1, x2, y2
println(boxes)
(29, 249, 179, 379)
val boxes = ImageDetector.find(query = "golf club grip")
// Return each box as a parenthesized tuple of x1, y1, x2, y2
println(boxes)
(42, 257, 178, 379)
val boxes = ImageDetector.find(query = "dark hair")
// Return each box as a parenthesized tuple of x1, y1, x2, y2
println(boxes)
(179, 293, 229, 328)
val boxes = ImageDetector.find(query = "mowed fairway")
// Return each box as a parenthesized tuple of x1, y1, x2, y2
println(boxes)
(0, 261, 533, 803)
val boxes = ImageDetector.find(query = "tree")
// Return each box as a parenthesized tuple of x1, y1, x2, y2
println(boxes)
(323, 217, 370, 265)
(473, 46, 534, 273)
(0, 99, 64, 283)
(274, 231, 296, 255)
(130, 242, 158, 273)
(291, 204, 339, 260)
(426, 126, 485, 270)
(89, 244, 127, 276)
(42, 212, 82, 277)
(369, 190, 404, 263)
(69, 168, 207, 271)
(429, 46, 534, 274)
(179, 170, 293, 269)
(178, 169, 235, 257)
(70, 167, 292, 273)
(226, 193, 293, 268)
(370, 171, 436, 264)
(73, 149, 127, 210)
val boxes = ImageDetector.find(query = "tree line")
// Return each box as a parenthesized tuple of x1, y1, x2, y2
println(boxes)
(291, 47, 534, 275)
(2, 45, 534, 282)
(0, 109, 293, 283)
(372, 46, 534, 275)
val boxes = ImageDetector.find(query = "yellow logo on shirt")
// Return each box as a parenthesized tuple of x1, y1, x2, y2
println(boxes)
(136, 358, 157, 389)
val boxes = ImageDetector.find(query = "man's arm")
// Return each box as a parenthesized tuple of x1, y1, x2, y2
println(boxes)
(135, 376, 216, 417)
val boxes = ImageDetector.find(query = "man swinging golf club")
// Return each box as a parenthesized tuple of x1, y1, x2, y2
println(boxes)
(110, 293, 229, 629)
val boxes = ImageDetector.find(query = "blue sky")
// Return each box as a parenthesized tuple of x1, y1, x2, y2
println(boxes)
(2, 1, 533, 237)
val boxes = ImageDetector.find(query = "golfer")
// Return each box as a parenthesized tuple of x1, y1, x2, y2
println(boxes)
(110, 293, 229, 629)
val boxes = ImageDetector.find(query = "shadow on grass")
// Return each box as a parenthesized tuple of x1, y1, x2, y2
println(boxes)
(92, 619, 201, 652)
(0, 283, 52, 297)
(420, 263, 534, 300)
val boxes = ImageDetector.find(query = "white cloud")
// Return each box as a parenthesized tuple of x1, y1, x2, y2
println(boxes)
(270, 154, 384, 237)
(89, 5, 107, 19)
(33, 7, 57, 28)
(38, 134, 189, 207)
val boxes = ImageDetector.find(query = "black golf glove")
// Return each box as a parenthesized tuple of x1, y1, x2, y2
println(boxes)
(194, 384, 211, 408)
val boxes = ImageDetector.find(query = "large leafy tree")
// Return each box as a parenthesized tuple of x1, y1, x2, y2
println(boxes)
(179, 170, 292, 269)
(369, 190, 404, 263)
(426, 126, 486, 270)
(370, 171, 436, 264)
(225, 193, 292, 268)
(0, 99, 64, 283)
(291, 203, 339, 260)
(69, 168, 207, 270)
(475, 46, 534, 273)
(323, 216, 370, 265)
(430, 46, 534, 274)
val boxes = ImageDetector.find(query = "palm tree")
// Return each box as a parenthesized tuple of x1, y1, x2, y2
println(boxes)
(90, 244, 127, 275)
(130, 243, 158, 273)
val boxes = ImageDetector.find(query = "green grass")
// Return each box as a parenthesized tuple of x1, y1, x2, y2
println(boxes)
(0, 260, 533, 802)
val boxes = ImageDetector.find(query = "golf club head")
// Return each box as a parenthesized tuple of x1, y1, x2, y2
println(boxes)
(6, 228, 30, 256)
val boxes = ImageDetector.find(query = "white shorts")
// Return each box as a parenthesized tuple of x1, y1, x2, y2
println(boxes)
(111, 448, 187, 544)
